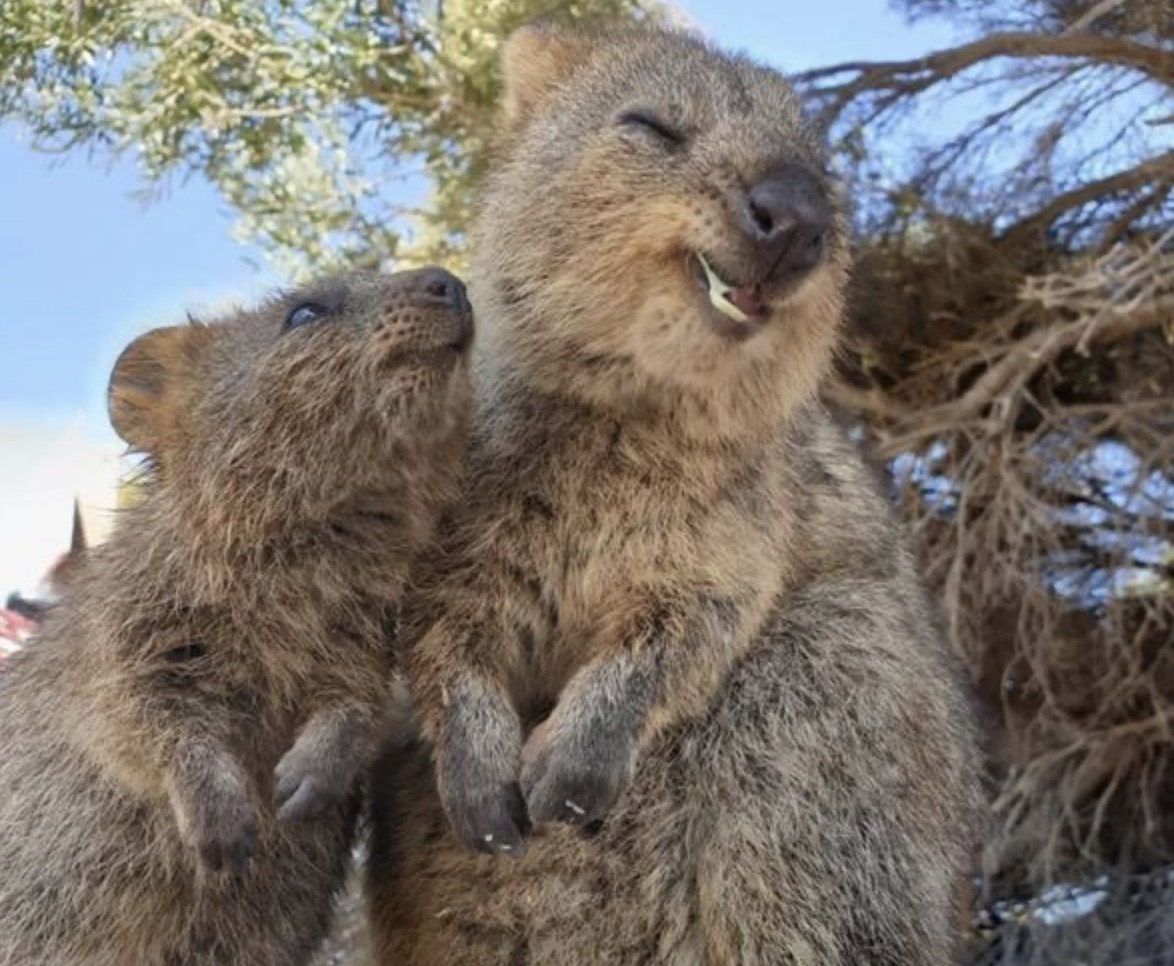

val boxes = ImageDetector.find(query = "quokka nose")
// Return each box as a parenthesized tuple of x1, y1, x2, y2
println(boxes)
(742, 165, 831, 278)
(405, 266, 474, 351)
(414, 267, 471, 313)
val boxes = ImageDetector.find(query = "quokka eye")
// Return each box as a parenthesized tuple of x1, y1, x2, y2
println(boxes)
(283, 302, 330, 331)
(617, 109, 688, 148)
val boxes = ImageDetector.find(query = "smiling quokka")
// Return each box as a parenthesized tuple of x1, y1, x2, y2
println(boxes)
(366, 22, 984, 966)
(0, 269, 473, 966)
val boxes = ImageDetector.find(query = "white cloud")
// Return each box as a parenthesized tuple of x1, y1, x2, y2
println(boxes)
(2, 266, 282, 596)
(1, 274, 280, 598)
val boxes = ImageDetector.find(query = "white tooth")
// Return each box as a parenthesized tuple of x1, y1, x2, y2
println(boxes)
(710, 288, 750, 323)
(697, 252, 732, 292)
(697, 254, 750, 324)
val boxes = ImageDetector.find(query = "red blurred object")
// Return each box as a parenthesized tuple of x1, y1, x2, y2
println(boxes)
(1, 498, 94, 662)
(0, 607, 36, 655)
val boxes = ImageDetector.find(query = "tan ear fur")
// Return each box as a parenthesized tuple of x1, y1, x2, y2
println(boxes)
(499, 23, 596, 130)
(108, 325, 211, 454)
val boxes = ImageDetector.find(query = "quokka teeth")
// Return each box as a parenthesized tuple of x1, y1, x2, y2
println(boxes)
(697, 253, 750, 324)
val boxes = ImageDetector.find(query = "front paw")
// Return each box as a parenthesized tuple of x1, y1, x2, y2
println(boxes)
(438, 758, 530, 858)
(434, 691, 529, 857)
(520, 712, 634, 828)
(274, 744, 353, 823)
(187, 786, 260, 877)
(273, 711, 366, 822)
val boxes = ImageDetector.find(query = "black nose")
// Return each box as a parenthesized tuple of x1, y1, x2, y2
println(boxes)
(415, 267, 470, 313)
(409, 266, 474, 351)
(742, 165, 831, 278)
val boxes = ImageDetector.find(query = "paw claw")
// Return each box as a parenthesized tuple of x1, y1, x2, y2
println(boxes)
(434, 692, 531, 858)
(438, 752, 531, 857)
(275, 778, 328, 822)
(194, 810, 258, 877)
(450, 780, 530, 857)
(273, 740, 353, 822)
(520, 719, 633, 829)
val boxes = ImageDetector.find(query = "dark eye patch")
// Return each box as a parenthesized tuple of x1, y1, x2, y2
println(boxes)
(283, 302, 331, 331)
(163, 642, 207, 663)
(617, 109, 688, 148)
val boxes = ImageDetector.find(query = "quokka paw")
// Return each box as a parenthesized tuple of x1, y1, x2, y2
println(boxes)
(520, 712, 633, 828)
(436, 733, 530, 856)
(188, 786, 260, 877)
(274, 748, 353, 822)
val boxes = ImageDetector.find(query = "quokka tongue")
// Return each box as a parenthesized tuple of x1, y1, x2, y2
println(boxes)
(724, 286, 766, 319)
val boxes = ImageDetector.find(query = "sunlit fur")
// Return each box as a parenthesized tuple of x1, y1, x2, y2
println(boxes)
(366, 24, 983, 966)
(0, 270, 472, 966)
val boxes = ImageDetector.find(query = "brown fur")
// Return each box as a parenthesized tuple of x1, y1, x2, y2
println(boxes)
(366, 23, 984, 965)
(0, 269, 473, 965)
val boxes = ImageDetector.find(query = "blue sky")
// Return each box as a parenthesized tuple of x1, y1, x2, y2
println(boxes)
(0, 0, 957, 591)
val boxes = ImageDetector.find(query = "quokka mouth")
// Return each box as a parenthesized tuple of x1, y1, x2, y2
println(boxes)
(687, 252, 770, 338)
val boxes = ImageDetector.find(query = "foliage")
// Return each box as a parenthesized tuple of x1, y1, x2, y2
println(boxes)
(795, 0, 1173, 960)
(0, 0, 653, 278)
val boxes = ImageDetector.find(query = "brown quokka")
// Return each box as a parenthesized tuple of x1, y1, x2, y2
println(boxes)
(0, 268, 473, 966)
(365, 22, 984, 966)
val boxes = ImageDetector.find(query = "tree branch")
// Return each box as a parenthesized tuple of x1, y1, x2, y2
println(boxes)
(1063, 0, 1130, 35)
(796, 31, 1173, 123)
(831, 293, 1172, 455)
(822, 380, 909, 420)
(1000, 150, 1174, 247)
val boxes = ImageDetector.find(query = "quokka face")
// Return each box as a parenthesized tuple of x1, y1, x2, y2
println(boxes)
(476, 25, 850, 423)
(109, 267, 475, 536)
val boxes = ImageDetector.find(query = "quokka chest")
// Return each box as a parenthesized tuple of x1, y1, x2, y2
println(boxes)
(509, 442, 694, 556)
(500, 446, 778, 661)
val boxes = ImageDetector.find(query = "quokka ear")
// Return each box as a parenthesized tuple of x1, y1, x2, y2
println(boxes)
(498, 22, 596, 131)
(107, 324, 213, 455)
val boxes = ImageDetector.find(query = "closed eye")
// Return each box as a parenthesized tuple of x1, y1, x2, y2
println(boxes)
(617, 109, 687, 148)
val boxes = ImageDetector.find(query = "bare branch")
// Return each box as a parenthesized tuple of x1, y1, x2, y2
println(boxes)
(1096, 182, 1174, 252)
(796, 30, 1173, 124)
(838, 240, 1174, 464)
(1000, 150, 1174, 247)
(821, 380, 909, 420)
(1063, 0, 1130, 34)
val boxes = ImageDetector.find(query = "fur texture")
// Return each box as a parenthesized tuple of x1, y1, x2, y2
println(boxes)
(365, 23, 984, 966)
(0, 268, 473, 965)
